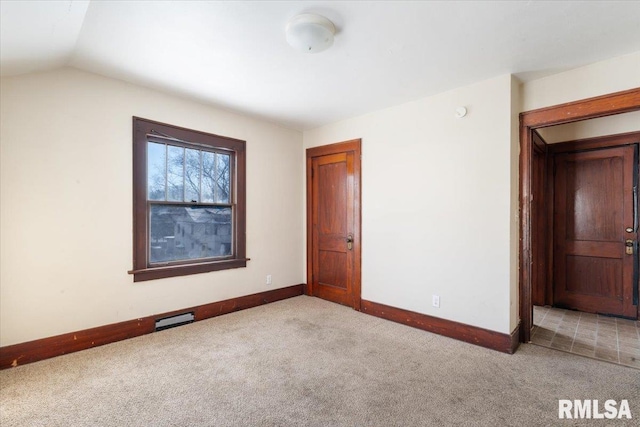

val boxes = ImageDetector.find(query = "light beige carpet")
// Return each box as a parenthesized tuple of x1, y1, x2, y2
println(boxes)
(1, 295, 638, 426)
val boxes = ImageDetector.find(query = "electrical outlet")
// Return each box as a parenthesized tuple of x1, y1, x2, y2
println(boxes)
(266, 274, 272, 285)
(432, 295, 440, 308)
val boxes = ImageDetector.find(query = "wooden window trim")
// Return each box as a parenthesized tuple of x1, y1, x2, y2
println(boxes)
(130, 117, 247, 282)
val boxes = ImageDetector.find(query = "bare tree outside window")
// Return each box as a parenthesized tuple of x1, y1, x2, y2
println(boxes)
(148, 144, 231, 205)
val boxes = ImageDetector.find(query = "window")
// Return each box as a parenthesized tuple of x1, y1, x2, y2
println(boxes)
(130, 117, 246, 282)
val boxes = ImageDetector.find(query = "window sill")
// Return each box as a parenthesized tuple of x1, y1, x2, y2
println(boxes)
(129, 258, 249, 282)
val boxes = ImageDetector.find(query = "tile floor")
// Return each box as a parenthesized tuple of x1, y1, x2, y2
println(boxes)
(532, 305, 640, 369)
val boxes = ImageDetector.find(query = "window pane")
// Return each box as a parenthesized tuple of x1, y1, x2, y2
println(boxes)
(167, 146, 184, 201)
(214, 153, 231, 203)
(202, 151, 215, 203)
(202, 152, 231, 203)
(149, 205, 232, 263)
(147, 142, 166, 201)
(185, 148, 201, 202)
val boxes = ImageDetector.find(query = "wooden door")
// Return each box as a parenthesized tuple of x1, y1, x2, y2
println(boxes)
(553, 144, 638, 318)
(306, 140, 361, 309)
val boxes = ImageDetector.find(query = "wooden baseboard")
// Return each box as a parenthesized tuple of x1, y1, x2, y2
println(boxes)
(0, 284, 304, 370)
(361, 300, 521, 354)
(510, 321, 522, 353)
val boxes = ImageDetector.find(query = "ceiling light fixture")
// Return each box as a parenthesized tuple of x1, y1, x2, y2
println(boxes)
(286, 13, 335, 54)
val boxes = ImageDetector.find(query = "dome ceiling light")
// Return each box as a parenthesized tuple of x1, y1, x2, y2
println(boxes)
(286, 13, 336, 54)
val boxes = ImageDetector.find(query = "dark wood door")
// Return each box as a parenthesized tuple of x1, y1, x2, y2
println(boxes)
(553, 144, 637, 318)
(306, 140, 361, 309)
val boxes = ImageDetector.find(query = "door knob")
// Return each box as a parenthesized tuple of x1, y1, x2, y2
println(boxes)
(626, 227, 634, 233)
(346, 234, 353, 250)
(626, 239, 635, 255)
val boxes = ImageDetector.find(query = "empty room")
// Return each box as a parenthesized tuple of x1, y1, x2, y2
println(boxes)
(1, 1, 639, 425)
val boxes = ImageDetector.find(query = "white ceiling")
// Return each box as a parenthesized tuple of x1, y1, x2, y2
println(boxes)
(2, 1, 640, 130)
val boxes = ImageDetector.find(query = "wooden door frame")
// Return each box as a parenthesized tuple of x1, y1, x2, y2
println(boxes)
(530, 130, 552, 307)
(306, 139, 362, 310)
(519, 87, 640, 343)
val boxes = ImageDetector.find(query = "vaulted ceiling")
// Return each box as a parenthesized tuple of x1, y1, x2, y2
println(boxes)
(2, 1, 639, 130)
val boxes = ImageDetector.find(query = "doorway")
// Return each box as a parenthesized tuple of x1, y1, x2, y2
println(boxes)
(306, 139, 362, 310)
(528, 131, 640, 368)
(532, 133, 639, 317)
(519, 88, 640, 344)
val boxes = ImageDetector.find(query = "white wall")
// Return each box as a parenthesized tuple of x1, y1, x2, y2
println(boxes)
(305, 75, 516, 334)
(537, 111, 640, 144)
(509, 75, 520, 332)
(521, 51, 640, 111)
(0, 68, 304, 346)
